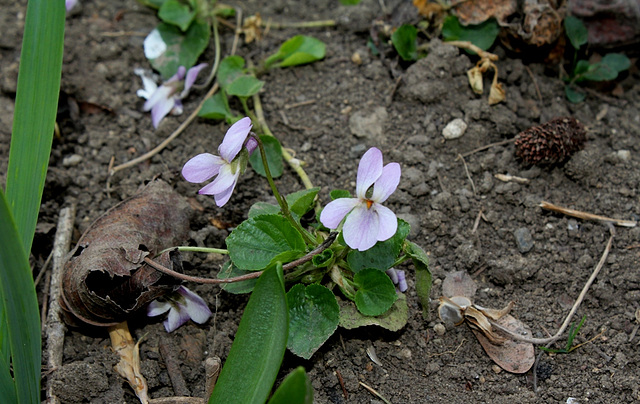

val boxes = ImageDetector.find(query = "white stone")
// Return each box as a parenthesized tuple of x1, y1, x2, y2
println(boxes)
(442, 118, 468, 140)
(617, 150, 631, 162)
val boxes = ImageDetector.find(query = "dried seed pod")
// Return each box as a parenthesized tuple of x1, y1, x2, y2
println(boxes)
(59, 179, 191, 327)
(514, 117, 586, 165)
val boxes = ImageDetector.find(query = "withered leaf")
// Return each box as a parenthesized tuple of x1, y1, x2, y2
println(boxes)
(60, 179, 191, 327)
(472, 314, 535, 373)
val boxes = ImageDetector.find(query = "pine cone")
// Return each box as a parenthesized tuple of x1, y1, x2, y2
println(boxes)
(514, 117, 586, 165)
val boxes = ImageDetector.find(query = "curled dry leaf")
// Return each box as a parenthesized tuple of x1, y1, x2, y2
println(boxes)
(472, 314, 535, 373)
(451, 0, 517, 25)
(60, 179, 191, 327)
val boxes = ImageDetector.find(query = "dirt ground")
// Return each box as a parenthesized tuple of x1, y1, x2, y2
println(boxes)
(1, 0, 639, 403)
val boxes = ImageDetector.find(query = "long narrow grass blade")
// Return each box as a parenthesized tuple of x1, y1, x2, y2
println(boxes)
(0, 305, 17, 403)
(0, 191, 41, 403)
(5, 0, 66, 253)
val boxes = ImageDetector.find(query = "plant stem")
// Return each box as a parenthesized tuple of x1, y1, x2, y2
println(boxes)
(262, 19, 336, 29)
(194, 16, 221, 90)
(252, 134, 316, 246)
(159, 246, 229, 255)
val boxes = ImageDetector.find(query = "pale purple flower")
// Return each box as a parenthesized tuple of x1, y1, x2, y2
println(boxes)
(135, 63, 208, 128)
(147, 286, 211, 333)
(182, 117, 257, 207)
(386, 268, 408, 292)
(65, 0, 78, 11)
(320, 147, 401, 251)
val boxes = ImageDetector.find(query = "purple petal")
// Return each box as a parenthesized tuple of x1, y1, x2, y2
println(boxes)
(245, 136, 258, 155)
(182, 153, 225, 183)
(198, 165, 240, 206)
(143, 85, 172, 112)
(178, 286, 211, 324)
(319, 198, 359, 229)
(164, 305, 190, 333)
(147, 300, 171, 317)
(65, 0, 78, 11)
(150, 96, 175, 128)
(397, 270, 407, 292)
(342, 204, 379, 251)
(218, 117, 253, 162)
(212, 180, 237, 207)
(386, 268, 399, 284)
(356, 148, 383, 199)
(183, 63, 208, 93)
(371, 162, 401, 203)
(167, 66, 186, 83)
(372, 203, 397, 241)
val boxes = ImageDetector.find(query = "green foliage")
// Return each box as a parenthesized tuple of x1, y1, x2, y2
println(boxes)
(442, 15, 499, 53)
(564, 15, 588, 50)
(227, 214, 306, 270)
(267, 367, 313, 404)
(287, 284, 339, 359)
(339, 293, 408, 331)
(347, 219, 410, 272)
(330, 189, 351, 200)
(145, 20, 210, 78)
(265, 35, 326, 69)
(563, 15, 631, 102)
(403, 240, 431, 318)
(198, 92, 235, 122)
(353, 268, 398, 316)
(540, 316, 587, 354)
(217, 55, 265, 98)
(209, 264, 288, 404)
(218, 261, 258, 294)
(249, 135, 284, 178)
(2, 1, 65, 402)
(392, 24, 418, 61)
(158, 0, 196, 32)
(339, 0, 362, 4)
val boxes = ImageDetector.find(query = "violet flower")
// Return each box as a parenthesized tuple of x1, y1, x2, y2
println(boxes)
(320, 147, 401, 251)
(135, 63, 208, 128)
(65, 0, 78, 11)
(147, 286, 211, 333)
(182, 117, 257, 207)
(386, 268, 408, 292)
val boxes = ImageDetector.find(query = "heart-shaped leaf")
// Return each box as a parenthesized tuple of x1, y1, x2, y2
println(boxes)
(287, 284, 339, 359)
(265, 36, 326, 69)
(158, 0, 195, 32)
(347, 219, 410, 272)
(339, 294, 408, 331)
(392, 24, 418, 61)
(442, 15, 499, 53)
(249, 135, 284, 178)
(353, 268, 398, 316)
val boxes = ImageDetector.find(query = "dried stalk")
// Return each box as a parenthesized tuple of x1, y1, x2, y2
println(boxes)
(540, 201, 637, 227)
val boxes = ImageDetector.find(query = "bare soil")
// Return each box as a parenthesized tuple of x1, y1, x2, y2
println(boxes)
(1, 0, 640, 403)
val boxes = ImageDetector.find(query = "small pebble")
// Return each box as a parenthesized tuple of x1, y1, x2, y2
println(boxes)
(513, 227, 534, 253)
(492, 365, 502, 374)
(63, 154, 83, 167)
(442, 118, 468, 140)
(616, 150, 631, 162)
(434, 323, 446, 336)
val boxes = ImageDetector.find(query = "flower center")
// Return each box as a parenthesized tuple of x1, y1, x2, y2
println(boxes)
(365, 199, 374, 209)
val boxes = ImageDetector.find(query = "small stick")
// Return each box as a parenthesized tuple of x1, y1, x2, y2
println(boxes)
(34, 251, 53, 286)
(359, 382, 392, 404)
(457, 154, 476, 196)
(461, 138, 514, 158)
(45, 204, 77, 404)
(335, 370, 348, 400)
(471, 208, 483, 234)
(540, 201, 637, 228)
(109, 82, 220, 175)
(259, 19, 336, 29)
(524, 66, 543, 102)
(494, 173, 529, 184)
(145, 233, 337, 284)
(490, 226, 615, 345)
(284, 99, 316, 110)
(149, 397, 203, 404)
(41, 270, 52, 331)
(159, 339, 190, 397)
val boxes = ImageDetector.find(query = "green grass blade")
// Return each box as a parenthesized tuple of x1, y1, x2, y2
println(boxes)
(0, 190, 41, 403)
(0, 305, 18, 403)
(209, 263, 288, 404)
(5, 0, 66, 253)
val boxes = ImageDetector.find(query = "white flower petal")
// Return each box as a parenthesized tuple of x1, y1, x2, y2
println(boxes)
(218, 117, 252, 162)
(343, 204, 379, 251)
(371, 162, 401, 203)
(319, 198, 359, 229)
(182, 153, 225, 183)
(356, 148, 383, 199)
(147, 300, 171, 317)
(373, 203, 397, 242)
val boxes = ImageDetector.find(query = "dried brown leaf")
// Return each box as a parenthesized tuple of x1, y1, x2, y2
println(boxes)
(472, 314, 535, 373)
(60, 179, 191, 327)
(452, 0, 517, 25)
(442, 271, 478, 298)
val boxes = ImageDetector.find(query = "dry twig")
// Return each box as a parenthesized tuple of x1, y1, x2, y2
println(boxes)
(540, 201, 637, 227)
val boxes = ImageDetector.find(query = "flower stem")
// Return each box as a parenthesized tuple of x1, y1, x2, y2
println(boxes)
(251, 133, 317, 246)
(159, 246, 229, 255)
(262, 19, 336, 29)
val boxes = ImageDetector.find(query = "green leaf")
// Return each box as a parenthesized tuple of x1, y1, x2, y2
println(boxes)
(330, 189, 351, 200)
(0, 192, 41, 404)
(391, 24, 418, 61)
(137, 0, 168, 9)
(146, 20, 210, 79)
(286, 187, 320, 217)
(564, 15, 588, 50)
(442, 15, 499, 53)
(218, 261, 258, 294)
(198, 91, 233, 121)
(6, 0, 65, 256)
(564, 85, 585, 103)
(339, 0, 361, 4)
(573, 59, 591, 79)
(347, 219, 410, 273)
(287, 284, 339, 359)
(218, 55, 245, 88)
(403, 241, 432, 318)
(265, 35, 326, 69)
(581, 62, 618, 81)
(267, 367, 313, 404)
(248, 202, 281, 218)
(600, 53, 631, 74)
(311, 249, 333, 268)
(249, 135, 284, 178)
(339, 294, 408, 331)
(209, 264, 288, 404)
(158, 0, 195, 31)
(353, 268, 398, 316)
(226, 214, 306, 270)
(226, 75, 265, 98)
